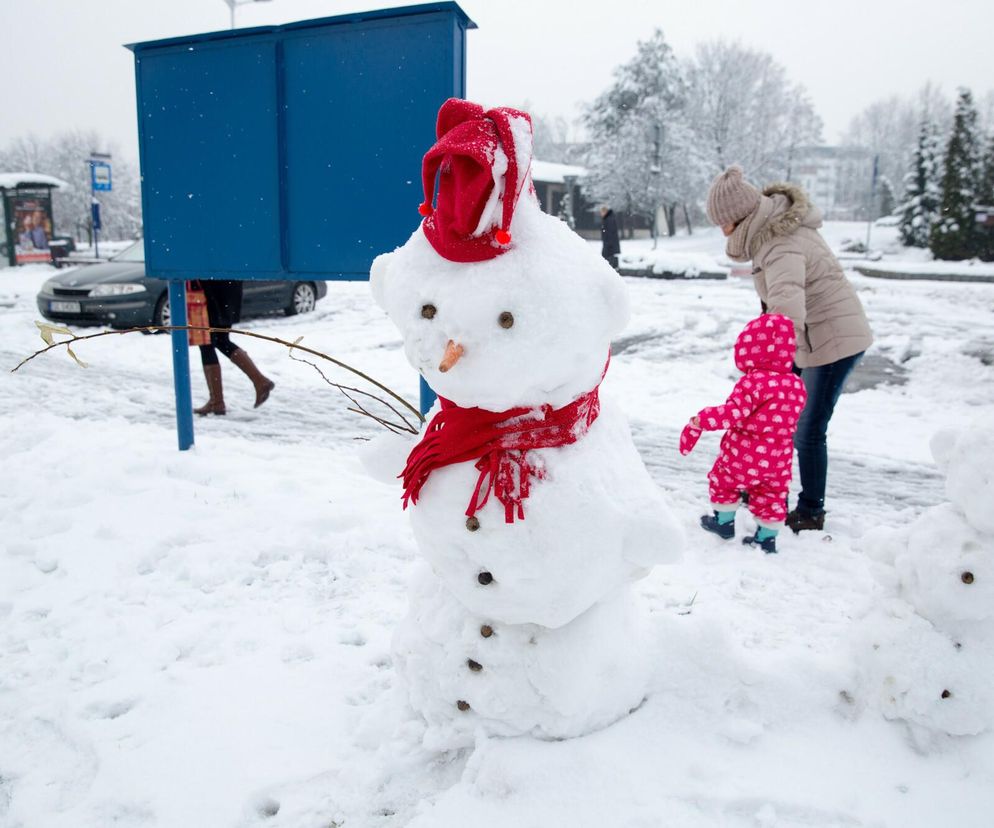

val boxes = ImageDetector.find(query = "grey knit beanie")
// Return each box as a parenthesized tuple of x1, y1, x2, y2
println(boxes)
(706, 165, 761, 227)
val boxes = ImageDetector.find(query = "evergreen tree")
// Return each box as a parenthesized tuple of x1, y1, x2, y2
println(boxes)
(977, 132, 994, 204)
(931, 89, 982, 260)
(976, 132, 994, 261)
(877, 175, 896, 217)
(898, 118, 942, 247)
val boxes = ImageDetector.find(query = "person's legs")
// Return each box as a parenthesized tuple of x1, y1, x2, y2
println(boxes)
(793, 352, 864, 520)
(204, 281, 274, 408)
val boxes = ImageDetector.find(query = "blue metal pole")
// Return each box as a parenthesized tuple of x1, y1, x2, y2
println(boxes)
(419, 376, 436, 418)
(168, 279, 195, 450)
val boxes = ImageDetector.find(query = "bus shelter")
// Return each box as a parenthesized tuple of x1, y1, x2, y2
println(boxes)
(1, 173, 68, 267)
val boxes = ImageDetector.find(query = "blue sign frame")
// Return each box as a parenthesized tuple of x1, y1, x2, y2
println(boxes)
(127, 3, 474, 448)
(90, 161, 112, 192)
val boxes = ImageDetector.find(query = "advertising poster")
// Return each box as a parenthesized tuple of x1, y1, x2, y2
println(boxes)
(12, 189, 53, 263)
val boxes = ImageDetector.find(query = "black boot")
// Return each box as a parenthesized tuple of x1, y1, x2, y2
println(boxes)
(700, 511, 735, 540)
(743, 532, 778, 554)
(786, 509, 825, 534)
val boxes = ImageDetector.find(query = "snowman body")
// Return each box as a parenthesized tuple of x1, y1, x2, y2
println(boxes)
(860, 425, 994, 743)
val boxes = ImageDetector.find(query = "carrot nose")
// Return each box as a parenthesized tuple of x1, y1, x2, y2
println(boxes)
(438, 340, 464, 373)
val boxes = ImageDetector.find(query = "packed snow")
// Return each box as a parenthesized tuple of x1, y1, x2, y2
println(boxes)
(856, 259, 994, 278)
(2, 222, 994, 827)
(618, 249, 728, 278)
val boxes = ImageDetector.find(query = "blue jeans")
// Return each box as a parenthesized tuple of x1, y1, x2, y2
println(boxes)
(793, 352, 864, 516)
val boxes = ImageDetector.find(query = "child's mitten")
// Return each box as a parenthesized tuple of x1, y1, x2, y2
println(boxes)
(680, 423, 703, 455)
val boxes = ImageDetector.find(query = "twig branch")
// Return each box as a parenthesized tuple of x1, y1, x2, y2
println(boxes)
(286, 343, 418, 433)
(13, 323, 425, 430)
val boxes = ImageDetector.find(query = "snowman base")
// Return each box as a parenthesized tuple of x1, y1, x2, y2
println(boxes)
(394, 563, 650, 750)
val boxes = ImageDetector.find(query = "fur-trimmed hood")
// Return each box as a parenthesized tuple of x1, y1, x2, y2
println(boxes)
(747, 182, 822, 258)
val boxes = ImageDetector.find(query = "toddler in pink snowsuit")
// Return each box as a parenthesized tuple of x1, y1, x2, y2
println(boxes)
(680, 313, 807, 553)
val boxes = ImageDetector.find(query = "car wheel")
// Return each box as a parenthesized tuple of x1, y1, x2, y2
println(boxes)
(153, 292, 171, 330)
(286, 282, 317, 316)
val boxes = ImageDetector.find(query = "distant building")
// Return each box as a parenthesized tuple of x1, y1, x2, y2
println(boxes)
(531, 160, 586, 219)
(790, 146, 875, 221)
(532, 159, 654, 240)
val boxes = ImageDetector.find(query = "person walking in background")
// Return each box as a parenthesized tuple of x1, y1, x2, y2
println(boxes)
(705, 165, 873, 533)
(194, 280, 275, 416)
(680, 314, 807, 554)
(600, 205, 621, 269)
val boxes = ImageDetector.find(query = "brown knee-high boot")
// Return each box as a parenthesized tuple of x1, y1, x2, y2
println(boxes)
(230, 348, 275, 408)
(194, 364, 226, 416)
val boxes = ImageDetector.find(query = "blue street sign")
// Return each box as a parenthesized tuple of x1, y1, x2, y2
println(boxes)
(91, 161, 112, 192)
(127, 3, 474, 450)
(91, 201, 102, 231)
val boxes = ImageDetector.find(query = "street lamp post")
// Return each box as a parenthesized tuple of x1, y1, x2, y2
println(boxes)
(222, 0, 273, 29)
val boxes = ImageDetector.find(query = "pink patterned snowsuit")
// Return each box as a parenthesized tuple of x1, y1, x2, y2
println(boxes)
(680, 314, 807, 527)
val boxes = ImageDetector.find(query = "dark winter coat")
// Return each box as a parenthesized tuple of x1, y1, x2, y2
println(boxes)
(601, 210, 621, 260)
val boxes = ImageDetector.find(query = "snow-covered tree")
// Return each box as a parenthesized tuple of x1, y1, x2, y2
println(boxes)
(582, 30, 705, 236)
(0, 130, 142, 242)
(975, 132, 994, 261)
(898, 118, 942, 248)
(684, 40, 821, 183)
(526, 108, 574, 163)
(931, 90, 982, 261)
(844, 97, 919, 210)
(877, 175, 896, 218)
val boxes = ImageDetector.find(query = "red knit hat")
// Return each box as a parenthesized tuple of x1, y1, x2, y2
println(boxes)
(418, 99, 533, 263)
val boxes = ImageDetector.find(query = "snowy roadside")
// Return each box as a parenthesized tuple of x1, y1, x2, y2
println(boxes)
(2, 227, 994, 827)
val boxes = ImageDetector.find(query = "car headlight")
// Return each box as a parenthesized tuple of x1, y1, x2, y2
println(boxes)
(41, 278, 60, 294)
(89, 283, 147, 296)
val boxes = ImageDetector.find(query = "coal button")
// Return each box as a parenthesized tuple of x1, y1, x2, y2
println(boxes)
(477, 571, 494, 585)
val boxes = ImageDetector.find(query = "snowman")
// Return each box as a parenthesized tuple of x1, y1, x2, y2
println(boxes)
(369, 99, 683, 749)
(858, 423, 994, 746)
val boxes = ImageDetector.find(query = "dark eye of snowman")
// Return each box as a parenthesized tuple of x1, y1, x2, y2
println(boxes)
(498, 311, 514, 329)
(421, 304, 437, 320)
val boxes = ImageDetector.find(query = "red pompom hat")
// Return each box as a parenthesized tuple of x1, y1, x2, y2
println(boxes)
(418, 98, 533, 263)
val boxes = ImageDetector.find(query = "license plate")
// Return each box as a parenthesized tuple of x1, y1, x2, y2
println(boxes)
(50, 300, 81, 313)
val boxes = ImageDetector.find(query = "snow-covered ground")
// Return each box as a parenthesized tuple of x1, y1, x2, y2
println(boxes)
(2, 224, 993, 827)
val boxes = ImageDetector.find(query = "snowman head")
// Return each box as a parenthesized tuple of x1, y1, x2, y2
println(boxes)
(370, 98, 629, 412)
(372, 200, 629, 411)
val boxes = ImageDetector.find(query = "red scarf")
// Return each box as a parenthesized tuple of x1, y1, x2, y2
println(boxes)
(400, 365, 606, 523)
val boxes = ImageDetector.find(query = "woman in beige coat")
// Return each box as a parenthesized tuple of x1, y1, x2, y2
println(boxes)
(705, 166, 872, 533)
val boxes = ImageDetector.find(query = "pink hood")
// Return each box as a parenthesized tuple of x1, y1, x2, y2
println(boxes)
(734, 314, 796, 374)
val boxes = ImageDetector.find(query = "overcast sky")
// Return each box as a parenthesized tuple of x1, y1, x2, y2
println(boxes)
(2, 0, 992, 163)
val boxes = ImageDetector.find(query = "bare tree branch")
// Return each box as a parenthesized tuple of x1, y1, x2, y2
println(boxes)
(13, 323, 425, 432)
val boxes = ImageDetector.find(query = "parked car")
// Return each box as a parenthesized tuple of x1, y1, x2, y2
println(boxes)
(37, 241, 328, 329)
